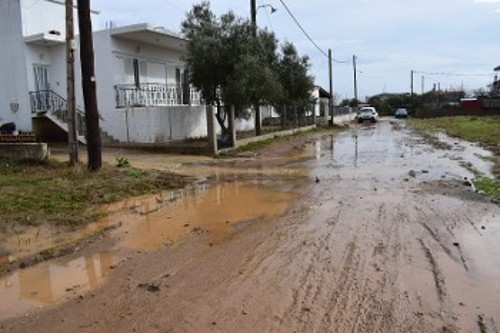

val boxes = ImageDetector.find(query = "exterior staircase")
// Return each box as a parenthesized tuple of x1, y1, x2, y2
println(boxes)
(30, 90, 87, 144)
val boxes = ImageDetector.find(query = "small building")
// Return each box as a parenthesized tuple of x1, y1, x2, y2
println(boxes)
(0, 0, 207, 144)
(460, 98, 481, 110)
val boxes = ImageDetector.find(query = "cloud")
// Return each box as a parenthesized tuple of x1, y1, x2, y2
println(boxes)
(475, 0, 500, 3)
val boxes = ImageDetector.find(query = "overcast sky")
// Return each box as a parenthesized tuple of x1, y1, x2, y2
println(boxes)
(92, 0, 500, 100)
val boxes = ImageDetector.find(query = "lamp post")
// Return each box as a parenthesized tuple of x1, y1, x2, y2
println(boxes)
(250, 1, 277, 136)
(251, 0, 257, 35)
(251, 0, 277, 29)
(257, 4, 277, 13)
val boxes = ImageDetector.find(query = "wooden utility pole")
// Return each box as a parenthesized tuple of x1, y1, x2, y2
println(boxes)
(77, 0, 101, 171)
(250, 0, 261, 136)
(410, 70, 414, 96)
(66, 0, 79, 166)
(353, 55, 358, 106)
(328, 49, 334, 125)
(251, 0, 257, 32)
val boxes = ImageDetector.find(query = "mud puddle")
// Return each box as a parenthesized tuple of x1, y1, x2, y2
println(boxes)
(0, 180, 297, 321)
(307, 120, 495, 185)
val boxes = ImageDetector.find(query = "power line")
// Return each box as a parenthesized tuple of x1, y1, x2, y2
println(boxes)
(277, 0, 327, 57)
(333, 57, 351, 64)
(413, 70, 493, 77)
(277, 0, 350, 64)
(159, 0, 184, 13)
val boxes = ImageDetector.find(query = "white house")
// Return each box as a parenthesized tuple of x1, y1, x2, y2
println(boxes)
(0, 0, 335, 145)
(0, 0, 207, 143)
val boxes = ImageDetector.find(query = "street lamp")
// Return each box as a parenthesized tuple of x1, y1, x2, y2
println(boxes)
(251, 1, 277, 30)
(257, 4, 277, 13)
(250, 1, 277, 135)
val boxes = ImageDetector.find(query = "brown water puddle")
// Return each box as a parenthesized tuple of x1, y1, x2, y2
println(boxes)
(103, 180, 297, 251)
(0, 252, 114, 321)
(0, 180, 297, 321)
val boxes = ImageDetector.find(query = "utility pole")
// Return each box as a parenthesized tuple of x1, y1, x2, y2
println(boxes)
(410, 70, 414, 96)
(421, 75, 425, 94)
(251, 0, 257, 33)
(77, 0, 101, 171)
(328, 49, 334, 125)
(250, 0, 261, 135)
(66, 0, 79, 165)
(353, 55, 358, 106)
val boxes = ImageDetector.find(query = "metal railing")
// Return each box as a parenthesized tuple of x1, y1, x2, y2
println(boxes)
(29, 90, 87, 135)
(114, 83, 202, 108)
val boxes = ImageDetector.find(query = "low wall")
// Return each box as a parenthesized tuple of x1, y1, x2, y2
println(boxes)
(106, 106, 208, 143)
(415, 108, 500, 118)
(332, 112, 357, 124)
(0, 143, 48, 160)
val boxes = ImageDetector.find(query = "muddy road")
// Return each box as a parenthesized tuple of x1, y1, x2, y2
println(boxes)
(1, 119, 499, 332)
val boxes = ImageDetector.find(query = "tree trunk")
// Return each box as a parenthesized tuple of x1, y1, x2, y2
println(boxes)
(254, 102, 261, 136)
(215, 103, 228, 134)
(77, 0, 101, 171)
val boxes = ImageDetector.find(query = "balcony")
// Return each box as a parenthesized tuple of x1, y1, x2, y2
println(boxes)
(114, 83, 202, 108)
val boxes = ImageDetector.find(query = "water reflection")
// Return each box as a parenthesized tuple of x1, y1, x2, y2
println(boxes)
(105, 181, 297, 251)
(0, 252, 113, 321)
(311, 121, 495, 183)
(0, 180, 296, 321)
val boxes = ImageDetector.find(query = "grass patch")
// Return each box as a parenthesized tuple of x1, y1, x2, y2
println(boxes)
(237, 137, 278, 152)
(408, 116, 500, 177)
(408, 116, 500, 147)
(473, 177, 500, 202)
(236, 125, 344, 152)
(0, 158, 188, 230)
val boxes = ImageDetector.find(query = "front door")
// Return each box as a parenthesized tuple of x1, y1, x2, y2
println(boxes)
(33, 65, 49, 91)
(33, 65, 50, 111)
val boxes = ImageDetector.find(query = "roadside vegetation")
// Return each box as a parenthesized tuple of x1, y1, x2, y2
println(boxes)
(407, 116, 500, 200)
(182, 2, 315, 135)
(0, 158, 188, 231)
(236, 125, 344, 152)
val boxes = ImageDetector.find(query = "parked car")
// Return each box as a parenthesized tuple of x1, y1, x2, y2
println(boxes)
(394, 108, 408, 118)
(357, 107, 379, 123)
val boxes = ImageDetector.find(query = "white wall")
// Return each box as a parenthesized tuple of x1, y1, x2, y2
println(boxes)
(20, 0, 99, 37)
(0, 0, 31, 131)
(105, 106, 208, 143)
(89, 29, 189, 142)
(24, 44, 67, 95)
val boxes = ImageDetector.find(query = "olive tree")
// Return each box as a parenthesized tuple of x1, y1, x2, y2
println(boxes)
(181, 2, 281, 134)
(275, 42, 315, 118)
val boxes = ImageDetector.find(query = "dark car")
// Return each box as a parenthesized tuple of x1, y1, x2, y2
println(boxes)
(394, 108, 408, 118)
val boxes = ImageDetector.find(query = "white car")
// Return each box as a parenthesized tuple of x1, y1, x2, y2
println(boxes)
(357, 107, 379, 123)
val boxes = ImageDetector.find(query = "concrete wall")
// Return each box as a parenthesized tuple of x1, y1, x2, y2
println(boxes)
(332, 112, 357, 125)
(0, 143, 48, 161)
(0, 0, 31, 131)
(106, 106, 208, 143)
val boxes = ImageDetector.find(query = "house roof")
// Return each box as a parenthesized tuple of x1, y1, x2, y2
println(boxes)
(317, 86, 332, 99)
(109, 23, 186, 52)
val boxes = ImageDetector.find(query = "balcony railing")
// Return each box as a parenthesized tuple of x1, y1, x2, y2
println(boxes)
(29, 90, 87, 135)
(114, 83, 202, 109)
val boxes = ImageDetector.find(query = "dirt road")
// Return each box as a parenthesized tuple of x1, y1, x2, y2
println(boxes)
(2, 119, 499, 332)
